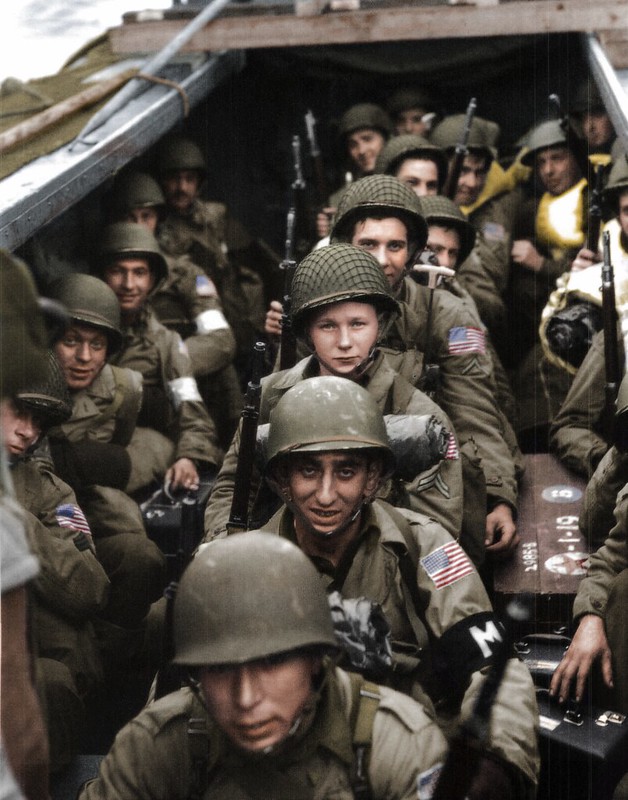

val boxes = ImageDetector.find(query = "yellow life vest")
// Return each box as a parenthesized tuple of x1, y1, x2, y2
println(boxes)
(535, 177, 588, 258)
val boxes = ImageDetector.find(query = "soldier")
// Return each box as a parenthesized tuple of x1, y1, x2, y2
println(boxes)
(154, 134, 266, 375)
(258, 376, 539, 798)
(46, 273, 166, 668)
(106, 170, 241, 448)
(374, 133, 448, 197)
(329, 175, 520, 559)
(570, 78, 617, 159)
(385, 86, 438, 138)
(79, 532, 449, 799)
(95, 222, 223, 493)
(206, 244, 469, 558)
(2, 353, 110, 772)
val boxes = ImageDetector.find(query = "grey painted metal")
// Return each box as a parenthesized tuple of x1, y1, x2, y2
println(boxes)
(74, 0, 234, 145)
(0, 49, 245, 252)
(583, 32, 628, 153)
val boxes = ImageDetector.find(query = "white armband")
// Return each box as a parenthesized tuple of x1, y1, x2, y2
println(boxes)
(195, 309, 230, 334)
(168, 376, 202, 410)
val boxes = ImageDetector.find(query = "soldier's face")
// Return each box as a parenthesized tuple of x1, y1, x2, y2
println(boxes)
(200, 655, 318, 752)
(160, 169, 201, 214)
(618, 190, 628, 238)
(581, 111, 614, 150)
(346, 128, 386, 175)
(536, 146, 581, 196)
(124, 207, 160, 234)
(103, 258, 155, 318)
(0, 400, 42, 459)
(396, 158, 439, 197)
(309, 301, 379, 377)
(286, 451, 379, 538)
(453, 153, 488, 206)
(351, 217, 409, 289)
(394, 108, 429, 137)
(54, 324, 108, 391)
(427, 225, 461, 270)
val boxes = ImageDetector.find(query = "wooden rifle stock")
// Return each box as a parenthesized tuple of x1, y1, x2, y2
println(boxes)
(602, 231, 621, 436)
(227, 341, 266, 532)
(442, 97, 477, 200)
(586, 163, 605, 253)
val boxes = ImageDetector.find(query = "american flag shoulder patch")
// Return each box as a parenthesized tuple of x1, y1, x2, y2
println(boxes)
(447, 326, 486, 355)
(195, 274, 218, 297)
(420, 541, 473, 589)
(445, 433, 459, 460)
(56, 504, 93, 539)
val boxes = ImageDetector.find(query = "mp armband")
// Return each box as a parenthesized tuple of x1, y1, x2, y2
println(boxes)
(433, 612, 506, 690)
(168, 376, 202, 410)
(195, 309, 230, 334)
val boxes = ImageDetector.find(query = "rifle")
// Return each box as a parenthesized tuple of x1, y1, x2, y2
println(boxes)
(602, 231, 621, 438)
(414, 253, 454, 396)
(433, 595, 532, 800)
(278, 204, 299, 371)
(586, 162, 606, 253)
(227, 341, 266, 533)
(305, 109, 329, 207)
(549, 93, 592, 182)
(291, 133, 311, 260)
(442, 97, 477, 200)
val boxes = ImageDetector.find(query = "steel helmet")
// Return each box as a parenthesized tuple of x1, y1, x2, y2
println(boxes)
(291, 244, 399, 337)
(107, 171, 166, 218)
(603, 153, 628, 207)
(330, 174, 428, 252)
(420, 195, 477, 265)
(16, 351, 72, 428)
(519, 120, 570, 166)
(386, 87, 435, 117)
(337, 103, 393, 141)
(48, 273, 122, 353)
(173, 532, 338, 666)
(431, 114, 499, 163)
(97, 222, 168, 285)
(156, 135, 207, 178)
(265, 376, 395, 478)
(571, 79, 606, 116)
(374, 134, 448, 189)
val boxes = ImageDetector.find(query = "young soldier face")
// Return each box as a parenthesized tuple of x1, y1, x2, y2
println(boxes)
(396, 158, 439, 197)
(160, 169, 201, 214)
(309, 301, 379, 377)
(103, 258, 156, 318)
(54, 324, 108, 391)
(199, 655, 317, 752)
(346, 128, 387, 175)
(124, 207, 160, 234)
(618, 190, 628, 239)
(453, 153, 489, 206)
(0, 400, 42, 459)
(394, 108, 429, 137)
(286, 451, 378, 538)
(581, 111, 614, 150)
(536, 146, 581, 196)
(427, 225, 461, 270)
(351, 217, 409, 288)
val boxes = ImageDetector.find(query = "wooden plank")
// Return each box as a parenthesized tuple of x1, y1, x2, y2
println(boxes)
(598, 29, 628, 68)
(110, 0, 628, 52)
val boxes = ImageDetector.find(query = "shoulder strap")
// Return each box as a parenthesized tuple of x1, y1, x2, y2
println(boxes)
(347, 672, 381, 800)
(187, 715, 212, 800)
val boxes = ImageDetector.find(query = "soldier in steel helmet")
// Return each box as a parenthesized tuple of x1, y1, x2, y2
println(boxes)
(375, 133, 447, 198)
(106, 169, 241, 448)
(95, 221, 223, 495)
(570, 78, 617, 159)
(79, 531, 448, 799)
(327, 175, 520, 560)
(154, 134, 267, 376)
(385, 86, 438, 138)
(258, 376, 539, 799)
(206, 243, 469, 559)
(2, 352, 110, 773)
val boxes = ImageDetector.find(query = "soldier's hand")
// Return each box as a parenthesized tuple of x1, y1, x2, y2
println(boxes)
(549, 614, 613, 703)
(511, 240, 544, 272)
(316, 208, 335, 239)
(485, 503, 519, 559)
(265, 300, 284, 339)
(571, 247, 600, 272)
(468, 755, 514, 799)
(166, 458, 200, 492)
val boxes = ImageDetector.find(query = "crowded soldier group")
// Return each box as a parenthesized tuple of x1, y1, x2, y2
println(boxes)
(2, 74, 628, 800)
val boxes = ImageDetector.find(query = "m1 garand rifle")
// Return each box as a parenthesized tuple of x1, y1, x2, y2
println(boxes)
(227, 341, 266, 533)
(549, 93, 592, 183)
(442, 97, 477, 200)
(586, 162, 606, 254)
(602, 230, 621, 439)
(278, 202, 298, 371)
(305, 109, 329, 209)
(291, 133, 311, 261)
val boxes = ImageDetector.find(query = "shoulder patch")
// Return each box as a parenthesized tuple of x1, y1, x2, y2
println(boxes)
(195, 274, 218, 297)
(56, 503, 93, 539)
(482, 221, 506, 242)
(445, 433, 459, 460)
(420, 541, 473, 589)
(417, 763, 443, 799)
(447, 326, 486, 355)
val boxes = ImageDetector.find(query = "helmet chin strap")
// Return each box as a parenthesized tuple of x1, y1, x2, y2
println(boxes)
(315, 345, 378, 382)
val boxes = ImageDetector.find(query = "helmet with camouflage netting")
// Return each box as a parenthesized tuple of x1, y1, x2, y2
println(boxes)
(330, 174, 428, 252)
(97, 222, 168, 285)
(173, 532, 338, 666)
(48, 273, 123, 354)
(291, 243, 399, 337)
(15, 351, 72, 428)
(374, 134, 448, 189)
(420, 195, 477, 265)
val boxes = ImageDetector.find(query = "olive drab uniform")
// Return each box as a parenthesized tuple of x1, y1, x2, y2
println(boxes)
(149, 252, 242, 449)
(204, 350, 468, 555)
(261, 501, 540, 796)
(572, 482, 628, 714)
(579, 446, 628, 550)
(11, 458, 109, 771)
(158, 199, 266, 375)
(109, 307, 223, 491)
(79, 667, 447, 800)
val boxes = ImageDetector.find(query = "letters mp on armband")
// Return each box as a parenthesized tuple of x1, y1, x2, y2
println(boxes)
(447, 326, 486, 355)
(420, 541, 473, 589)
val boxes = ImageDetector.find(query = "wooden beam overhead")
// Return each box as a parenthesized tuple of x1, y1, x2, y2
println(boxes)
(110, 0, 628, 53)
